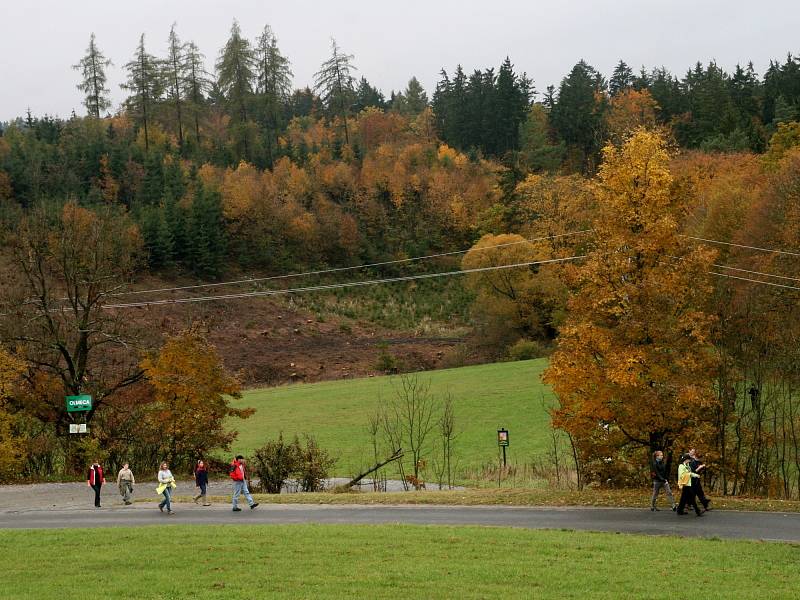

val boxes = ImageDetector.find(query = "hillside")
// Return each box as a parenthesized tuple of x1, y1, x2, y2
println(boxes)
(227, 358, 555, 477)
(101, 269, 482, 387)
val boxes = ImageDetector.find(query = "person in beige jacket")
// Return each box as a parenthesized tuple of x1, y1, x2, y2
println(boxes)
(117, 463, 135, 505)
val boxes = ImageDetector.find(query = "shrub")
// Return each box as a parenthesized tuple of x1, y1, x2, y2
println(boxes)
(295, 435, 336, 492)
(374, 350, 398, 373)
(251, 434, 299, 494)
(250, 433, 336, 493)
(506, 339, 549, 361)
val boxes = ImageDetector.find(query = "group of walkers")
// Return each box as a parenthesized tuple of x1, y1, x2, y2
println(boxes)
(650, 448, 711, 516)
(85, 455, 259, 514)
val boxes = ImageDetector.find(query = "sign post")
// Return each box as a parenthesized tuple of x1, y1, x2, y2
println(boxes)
(497, 428, 509, 467)
(66, 394, 92, 413)
(65, 395, 92, 434)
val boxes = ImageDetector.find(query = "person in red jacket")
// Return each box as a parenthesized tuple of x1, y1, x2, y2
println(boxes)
(230, 455, 258, 512)
(87, 459, 106, 508)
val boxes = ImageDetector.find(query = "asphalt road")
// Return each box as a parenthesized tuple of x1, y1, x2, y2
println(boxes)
(1, 503, 799, 542)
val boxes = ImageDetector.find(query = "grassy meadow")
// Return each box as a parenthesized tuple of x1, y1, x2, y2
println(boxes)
(229, 359, 555, 477)
(1, 524, 798, 599)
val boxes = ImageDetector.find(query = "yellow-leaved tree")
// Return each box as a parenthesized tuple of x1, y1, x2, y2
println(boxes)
(141, 330, 253, 465)
(543, 129, 719, 480)
(462, 233, 567, 348)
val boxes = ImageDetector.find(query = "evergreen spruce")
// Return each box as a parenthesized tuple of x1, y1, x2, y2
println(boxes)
(121, 34, 163, 152)
(73, 33, 112, 119)
(314, 38, 357, 144)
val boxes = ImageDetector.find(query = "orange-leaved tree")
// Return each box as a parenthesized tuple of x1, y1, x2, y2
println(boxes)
(543, 129, 719, 478)
(141, 330, 253, 466)
(0, 347, 25, 480)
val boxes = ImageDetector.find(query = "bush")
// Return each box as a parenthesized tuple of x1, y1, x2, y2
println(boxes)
(250, 434, 336, 493)
(506, 339, 549, 361)
(295, 435, 336, 492)
(251, 434, 299, 494)
(374, 350, 399, 373)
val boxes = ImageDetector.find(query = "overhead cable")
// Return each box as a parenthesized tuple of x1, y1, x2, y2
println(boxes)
(102, 255, 587, 309)
(110, 230, 593, 297)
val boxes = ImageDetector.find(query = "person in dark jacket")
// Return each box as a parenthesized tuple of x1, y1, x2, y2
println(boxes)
(688, 448, 710, 511)
(193, 459, 210, 506)
(650, 450, 676, 511)
(87, 459, 106, 508)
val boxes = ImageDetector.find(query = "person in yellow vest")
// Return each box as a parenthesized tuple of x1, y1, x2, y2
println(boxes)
(156, 461, 177, 515)
(676, 454, 703, 516)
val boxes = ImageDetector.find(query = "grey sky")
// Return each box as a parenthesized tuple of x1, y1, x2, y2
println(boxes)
(2, 0, 799, 120)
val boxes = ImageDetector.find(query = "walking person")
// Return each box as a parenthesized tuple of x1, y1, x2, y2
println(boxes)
(156, 461, 176, 515)
(650, 450, 676, 511)
(193, 459, 210, 506)
(229, 455, 259, 512)
(688, 448, 710, 511)
(676, 454, 703, 516)
(87, 459, 106, 508)
(117, 462, 135, 505)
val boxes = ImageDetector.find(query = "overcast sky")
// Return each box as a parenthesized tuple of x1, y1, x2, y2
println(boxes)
(2, 0, 799, 121)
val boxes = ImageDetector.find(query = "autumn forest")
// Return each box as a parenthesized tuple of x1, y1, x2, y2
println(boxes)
(1, 21, 800, 499)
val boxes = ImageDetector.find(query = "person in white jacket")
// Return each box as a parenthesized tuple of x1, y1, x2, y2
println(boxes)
(156, 462, 176, 515)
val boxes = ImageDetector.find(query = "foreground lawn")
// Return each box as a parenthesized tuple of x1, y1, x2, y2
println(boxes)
(1, 524, 797, 599)
(229, 359, 554, 475)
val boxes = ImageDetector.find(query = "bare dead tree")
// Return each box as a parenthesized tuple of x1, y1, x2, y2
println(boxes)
(439, 393, 458, 489)
(390, 374, 436, 489)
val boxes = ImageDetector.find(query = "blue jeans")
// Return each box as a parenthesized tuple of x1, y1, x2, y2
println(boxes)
(232, 480, 254, 508)
(159, 487, 172, 512)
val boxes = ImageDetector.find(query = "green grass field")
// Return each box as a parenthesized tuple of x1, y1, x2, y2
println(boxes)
(229, 359, 555, 476)
(1, 524, 797, 599)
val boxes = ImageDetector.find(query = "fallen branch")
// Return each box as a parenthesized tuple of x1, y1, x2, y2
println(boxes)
(343, 448, 404, 489)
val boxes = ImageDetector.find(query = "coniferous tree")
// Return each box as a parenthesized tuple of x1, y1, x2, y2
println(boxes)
(121, 34, 163, 152)
(354, 77, 386, 112)
(216, 21, 257, 159)
(255, 24, 292, 164)
(432, 69, 452, 140)
(183, 41, 212, 144)
(439, 66, 467, 149)
(392, 77, 428, 116)
(550, 60, 606, 170)
(289, 87, 321, 118)
(609, 60, 634, 96)
(494, 58, 532, 155)
(314, 38, 357, 144)
(216, 21, 256, 123)
(163, 189, 187, 263)
(73, 33, 112, 119)
(164, 24, 187, 150)
(138, 151, 164, 206)
(189, 182, 226, 278)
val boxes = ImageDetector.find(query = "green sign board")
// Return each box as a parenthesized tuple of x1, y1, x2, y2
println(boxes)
(66, 394, 92, 412)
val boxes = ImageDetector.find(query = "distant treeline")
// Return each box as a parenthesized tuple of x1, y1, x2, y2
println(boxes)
(1, 22, 800, 276)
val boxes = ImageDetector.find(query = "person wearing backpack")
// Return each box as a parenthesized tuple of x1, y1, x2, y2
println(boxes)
(229, 455, 259, 512)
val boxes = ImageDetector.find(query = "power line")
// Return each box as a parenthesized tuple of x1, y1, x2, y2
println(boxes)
(709, 271, 800, 292)
(110, 230, 592, 297)
(713, 264, 800, 283)
(683, 235, 800, 258)
(102, 255, 587, 310)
